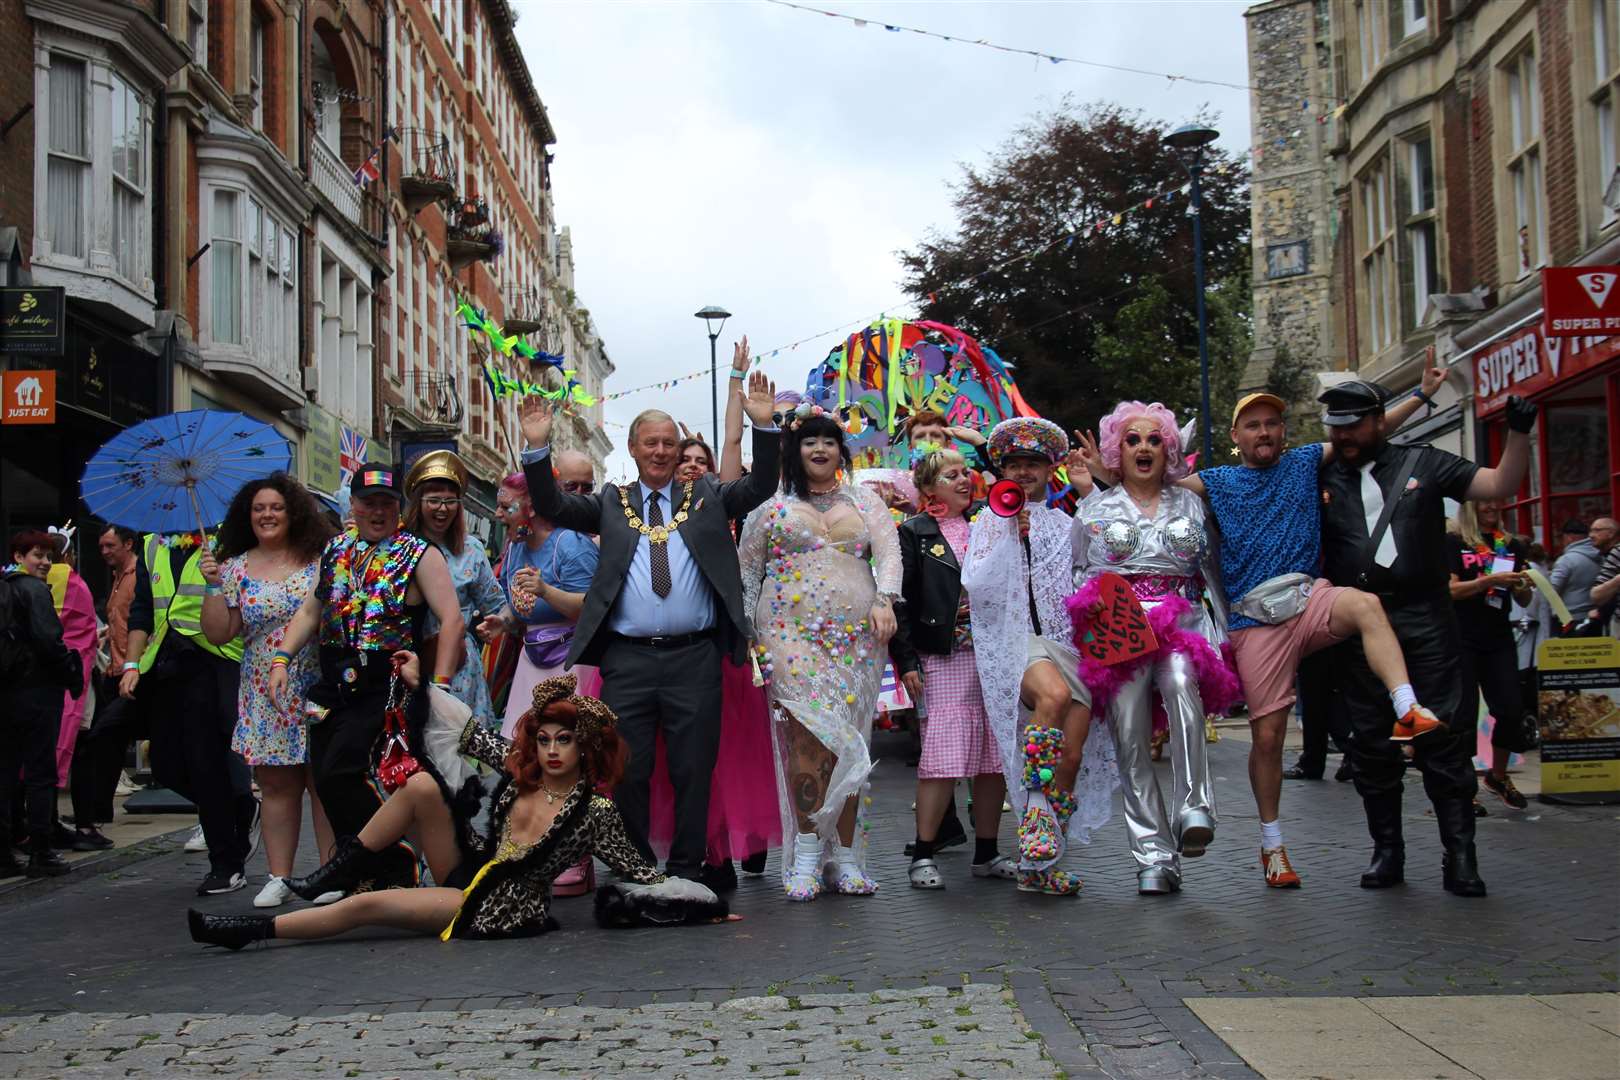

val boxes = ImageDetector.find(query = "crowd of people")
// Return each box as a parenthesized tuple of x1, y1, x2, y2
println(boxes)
(2, 335, 1592, 952)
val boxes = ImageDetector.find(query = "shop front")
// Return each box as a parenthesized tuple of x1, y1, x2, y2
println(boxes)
(2, 308, 170, 593)
(1472, 323, 1620, 552)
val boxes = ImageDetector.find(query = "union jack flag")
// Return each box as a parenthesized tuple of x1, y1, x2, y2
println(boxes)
(338, 427, 367, 484)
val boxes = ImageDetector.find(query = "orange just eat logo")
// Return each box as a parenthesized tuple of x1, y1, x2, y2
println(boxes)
(2, 369, 56, 424)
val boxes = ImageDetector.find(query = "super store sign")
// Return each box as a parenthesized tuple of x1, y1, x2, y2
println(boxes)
(1473, 326, 1620, 417)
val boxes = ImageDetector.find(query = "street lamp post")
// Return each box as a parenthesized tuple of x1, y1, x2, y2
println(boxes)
(1164, 122, 1221, 464)
(694, 304, 732, 444)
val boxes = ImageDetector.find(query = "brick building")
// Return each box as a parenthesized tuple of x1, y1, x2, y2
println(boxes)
(2, 0, 612, 553)
(1246, 0, 1620, 548)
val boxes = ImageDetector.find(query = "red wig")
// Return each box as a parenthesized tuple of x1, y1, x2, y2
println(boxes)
(9, 529, 55, 561)
(506, 699, 628, 793)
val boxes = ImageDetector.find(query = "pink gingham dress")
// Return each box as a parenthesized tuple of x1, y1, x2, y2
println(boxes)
(917, 515, 1001, 780)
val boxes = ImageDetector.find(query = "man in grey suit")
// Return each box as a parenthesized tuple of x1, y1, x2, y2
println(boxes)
(518, 374, 780, 882)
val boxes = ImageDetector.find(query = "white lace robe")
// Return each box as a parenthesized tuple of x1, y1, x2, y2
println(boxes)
(961, 505, 1118, 846)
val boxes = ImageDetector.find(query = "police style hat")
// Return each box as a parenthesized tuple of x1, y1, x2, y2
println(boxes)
(350, 465, 404, 502)
(404, 449, 469, 496)
(1318, 380, 1389, 427)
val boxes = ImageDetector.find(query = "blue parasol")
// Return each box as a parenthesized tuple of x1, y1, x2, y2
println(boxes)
(80, 409, 293, 535)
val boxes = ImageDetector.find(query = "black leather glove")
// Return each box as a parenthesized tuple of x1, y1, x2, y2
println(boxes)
(1504, 395, 1537, 434)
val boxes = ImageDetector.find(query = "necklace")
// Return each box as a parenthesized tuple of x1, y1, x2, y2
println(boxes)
(538, 783, 573, 804)
(807, 481, 841, 495)
(1124, 485, 1160, 514)
(619, 482, 694, 543)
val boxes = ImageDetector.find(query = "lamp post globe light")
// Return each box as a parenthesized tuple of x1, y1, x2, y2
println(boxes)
(694, 305, 732, 445)
(1163, 122, 1220, 464)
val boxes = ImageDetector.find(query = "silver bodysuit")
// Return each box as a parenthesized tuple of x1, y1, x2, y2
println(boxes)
(1072, 483, 1226, 884)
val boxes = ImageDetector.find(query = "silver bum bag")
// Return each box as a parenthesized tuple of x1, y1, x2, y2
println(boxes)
(1233, 573, 1316, 625)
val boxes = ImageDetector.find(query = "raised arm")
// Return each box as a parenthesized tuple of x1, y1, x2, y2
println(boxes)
(719, 338, 749, 482)
(518, 396, 604, 533)
(719, 370, 781, 517)
(1467, 397, 1535, 500)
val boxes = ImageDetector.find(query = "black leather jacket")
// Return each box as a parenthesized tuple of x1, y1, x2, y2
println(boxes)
(889, 503, 984, 676)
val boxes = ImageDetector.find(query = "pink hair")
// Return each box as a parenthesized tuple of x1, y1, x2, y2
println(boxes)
(500, 471, 527, 495)
(1098, 401, 1189, 483)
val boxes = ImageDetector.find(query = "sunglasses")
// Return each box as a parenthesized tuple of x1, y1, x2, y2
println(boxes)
(561, 480, 595, 494)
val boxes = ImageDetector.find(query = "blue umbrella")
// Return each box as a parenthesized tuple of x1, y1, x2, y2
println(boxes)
(80, 409, 293, 535)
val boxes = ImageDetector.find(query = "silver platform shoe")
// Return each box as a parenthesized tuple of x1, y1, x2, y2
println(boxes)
(1177, 811, 1216, 858)
(1138, 866, 1182, 895)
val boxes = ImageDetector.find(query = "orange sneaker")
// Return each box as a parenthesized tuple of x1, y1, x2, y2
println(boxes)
(1261, 846, 1302, 889)
(1390, 705, 1446, 742)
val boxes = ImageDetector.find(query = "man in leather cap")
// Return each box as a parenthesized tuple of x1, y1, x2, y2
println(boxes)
(1316, 379, 1535, 897)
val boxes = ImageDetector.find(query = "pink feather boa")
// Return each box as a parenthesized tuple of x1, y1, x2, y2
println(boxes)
(1064, 578, 1241, 719)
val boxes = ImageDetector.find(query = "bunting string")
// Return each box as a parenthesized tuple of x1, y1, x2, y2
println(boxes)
(763, 0, 1259, 92)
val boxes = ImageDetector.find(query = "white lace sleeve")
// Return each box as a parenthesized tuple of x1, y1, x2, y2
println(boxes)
(737, 493, 778, 637)
(962, 508, 1021, 594)
(855, 485, 903, 596)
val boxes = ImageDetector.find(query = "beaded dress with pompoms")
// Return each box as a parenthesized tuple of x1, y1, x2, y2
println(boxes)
(738, 483, 902, 891)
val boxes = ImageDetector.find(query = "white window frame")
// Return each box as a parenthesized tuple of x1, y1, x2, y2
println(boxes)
(202, 181, 299, 377)
(249, 14, 265, 130)
(187, 0, 207, 69)
(1357, 0, 1383, 84)
(1588, 0, 1620, 225)
(1358, 154, 1397, 357)
(1401, 0, 1427, 39)
(1403, 135, 1438, 330)
(1503, 47, 1547, 277)
(43, 52, 90, 262)
(109, 71, 147, 285)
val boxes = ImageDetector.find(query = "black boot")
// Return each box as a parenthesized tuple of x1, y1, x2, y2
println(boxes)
(286, 835, 377, 901)
(1435, 798, 1487, 897)
(1358, 794, 1405, 889)
(26, 847, 72, 878)
(188, 908, 276, 950)
(740, 850, 767, 875)
(0, 851, 23, 879)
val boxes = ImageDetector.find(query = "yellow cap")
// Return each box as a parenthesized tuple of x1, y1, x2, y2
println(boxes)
(404, 450, 469, 495)
(1231, 392, 1287, 427)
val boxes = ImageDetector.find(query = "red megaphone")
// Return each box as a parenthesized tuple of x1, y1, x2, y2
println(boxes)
(987, 478, 1027, 518)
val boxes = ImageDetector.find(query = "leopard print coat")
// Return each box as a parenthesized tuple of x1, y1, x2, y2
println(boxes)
(445, 720, 662, 939)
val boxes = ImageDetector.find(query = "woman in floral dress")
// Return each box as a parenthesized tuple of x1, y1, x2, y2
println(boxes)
(200, 473, 337, 908)
(738, 399, 902, 901)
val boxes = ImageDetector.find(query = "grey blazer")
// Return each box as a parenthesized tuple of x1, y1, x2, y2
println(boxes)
(523, 427, 781, 667)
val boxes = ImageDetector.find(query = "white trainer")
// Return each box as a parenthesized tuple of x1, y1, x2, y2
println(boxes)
(253, 875, 295, 908)
(183, 825, 207, 853)
(313, 890, 344, 906)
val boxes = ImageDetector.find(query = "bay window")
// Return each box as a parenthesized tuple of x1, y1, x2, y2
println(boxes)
(45, 55, 88, 259)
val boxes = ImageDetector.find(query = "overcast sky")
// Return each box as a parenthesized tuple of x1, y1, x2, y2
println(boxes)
(514, 0, 1254, 478)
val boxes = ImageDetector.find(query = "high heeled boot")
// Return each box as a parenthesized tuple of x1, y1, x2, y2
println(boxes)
(1435, 798, 1487, 897)
(286, 835, 377, 901)
(188, 908, 275, 950)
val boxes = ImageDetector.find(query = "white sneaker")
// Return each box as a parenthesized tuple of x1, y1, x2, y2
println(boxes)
(253, 875, 295, 908)
(313, 890, 344, 906)
(183, 825, 207, 853)
(114, 772, 138, 797)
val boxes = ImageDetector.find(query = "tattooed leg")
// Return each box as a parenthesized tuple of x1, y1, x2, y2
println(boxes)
(780, 705, 836, 835)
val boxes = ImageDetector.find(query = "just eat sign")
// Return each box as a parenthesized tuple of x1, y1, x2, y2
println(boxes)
(1543, 266, 1620, 337)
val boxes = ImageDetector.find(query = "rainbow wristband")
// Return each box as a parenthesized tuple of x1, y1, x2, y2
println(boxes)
(431, 675, 452, 687)
(270, 650, 292, 668)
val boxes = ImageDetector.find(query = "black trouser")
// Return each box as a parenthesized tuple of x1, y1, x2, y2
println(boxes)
(0, 686, 64, 856)
(1459, 633, 1529, 756)
(145, 636, 254, 875)
(308, 655, 417, 885)
(599, 635, 723, 880)
(1294, 649, 1352, 776)
(1335, 598, 1478, 849)
(69, 675, 148, 826)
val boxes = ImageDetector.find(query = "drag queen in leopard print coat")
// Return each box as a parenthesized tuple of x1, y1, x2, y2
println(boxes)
(187, 667, 731, 949)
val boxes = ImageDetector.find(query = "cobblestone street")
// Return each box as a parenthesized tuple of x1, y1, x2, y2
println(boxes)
(1, 732, 1616, 1078)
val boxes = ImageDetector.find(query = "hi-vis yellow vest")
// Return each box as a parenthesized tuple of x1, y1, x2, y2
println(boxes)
(138, 534, 244, 671)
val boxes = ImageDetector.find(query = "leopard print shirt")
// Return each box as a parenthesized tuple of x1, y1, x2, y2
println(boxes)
(451, 720, 662, 939)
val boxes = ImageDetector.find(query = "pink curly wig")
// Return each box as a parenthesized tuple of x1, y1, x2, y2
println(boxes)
(1098, 400, 1190, 483)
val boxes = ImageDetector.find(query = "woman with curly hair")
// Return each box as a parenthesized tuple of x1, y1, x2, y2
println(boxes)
(186, 663, 733, 948)
(199, 472, 337, 908)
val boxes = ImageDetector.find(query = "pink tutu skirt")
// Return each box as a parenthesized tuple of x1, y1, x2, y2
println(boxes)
(501, 648, 600, 738)
(646, 657, 782, 863)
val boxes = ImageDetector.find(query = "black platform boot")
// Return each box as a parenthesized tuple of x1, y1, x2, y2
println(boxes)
(1435, 798, 1487, 897)
(188, 908, 275, 950)
(1358, 794, 1405, 889)
(286, 835, 377, 901)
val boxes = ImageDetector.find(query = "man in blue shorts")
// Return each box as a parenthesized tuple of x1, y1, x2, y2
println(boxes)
(1176, 368, 1446, 888)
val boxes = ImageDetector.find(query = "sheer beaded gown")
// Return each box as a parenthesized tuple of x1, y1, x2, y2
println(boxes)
(739, 483, 902, 892)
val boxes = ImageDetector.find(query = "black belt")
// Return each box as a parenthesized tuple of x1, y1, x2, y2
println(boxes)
(610, 629, 714, 649)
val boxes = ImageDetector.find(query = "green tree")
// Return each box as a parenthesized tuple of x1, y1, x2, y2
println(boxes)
(900, 99, 1250, 440)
